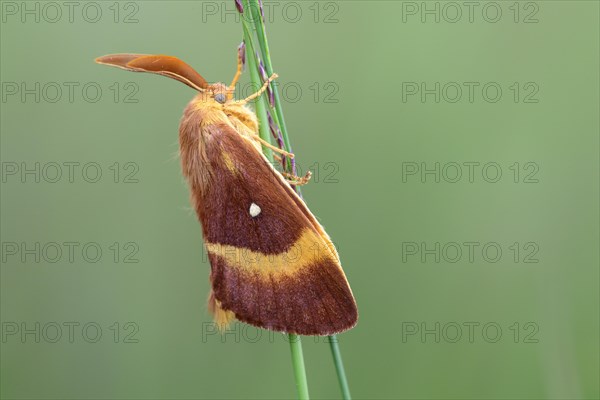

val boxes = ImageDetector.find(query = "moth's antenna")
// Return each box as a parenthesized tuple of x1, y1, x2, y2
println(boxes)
(95, 54, 209, 92)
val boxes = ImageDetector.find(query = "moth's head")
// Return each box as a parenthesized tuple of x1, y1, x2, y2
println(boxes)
(205, 82, 233, 105)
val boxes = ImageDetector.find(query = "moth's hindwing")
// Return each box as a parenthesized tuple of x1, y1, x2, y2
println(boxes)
(197, 123, 357, 336)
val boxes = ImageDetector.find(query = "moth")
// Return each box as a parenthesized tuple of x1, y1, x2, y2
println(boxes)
(95, 52, 358, 335)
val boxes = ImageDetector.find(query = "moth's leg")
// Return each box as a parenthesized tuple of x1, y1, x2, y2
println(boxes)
(228, 52, 244, 98)
(282, 171, 312, 186)
(272, 150, 310, 185)
(251, 134, 294, 158)
(232, 73, 278, 106)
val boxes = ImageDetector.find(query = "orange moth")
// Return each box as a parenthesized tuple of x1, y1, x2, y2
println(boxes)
(96, 52, 358, 335)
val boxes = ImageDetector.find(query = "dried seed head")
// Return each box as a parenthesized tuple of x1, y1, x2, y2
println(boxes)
(268, 87, 275, 108)
(266, 112, 285, 166)
(258, 59, 274, 107)
(258, 0, 264, 18)
(238, 41, 246, 70)
(268, 112, 277, 139)
(258, 58, 268, 81)
(235, 0, 243, 14)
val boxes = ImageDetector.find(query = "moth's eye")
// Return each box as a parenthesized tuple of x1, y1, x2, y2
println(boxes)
(214, 93, 227, 104)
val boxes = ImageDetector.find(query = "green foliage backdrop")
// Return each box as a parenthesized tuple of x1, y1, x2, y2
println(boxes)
(1, 1, 598, 399)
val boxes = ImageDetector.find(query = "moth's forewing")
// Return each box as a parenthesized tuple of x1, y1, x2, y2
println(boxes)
(95, 54, 208, 91)
(185, 121, 357, 336)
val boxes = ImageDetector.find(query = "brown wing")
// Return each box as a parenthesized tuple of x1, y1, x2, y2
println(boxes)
(195, 122, 357, 336)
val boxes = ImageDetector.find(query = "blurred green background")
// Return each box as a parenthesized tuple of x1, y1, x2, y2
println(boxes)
(1, 1, 598, 399)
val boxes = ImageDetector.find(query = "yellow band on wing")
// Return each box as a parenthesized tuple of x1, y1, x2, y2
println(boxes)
(205, 228, 338, 276)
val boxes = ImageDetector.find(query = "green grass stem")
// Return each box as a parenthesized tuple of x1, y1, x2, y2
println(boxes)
(239, 2, 352, 399)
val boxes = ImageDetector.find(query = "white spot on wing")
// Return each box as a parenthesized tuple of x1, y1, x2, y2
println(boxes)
(249, 203, 261, 218)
